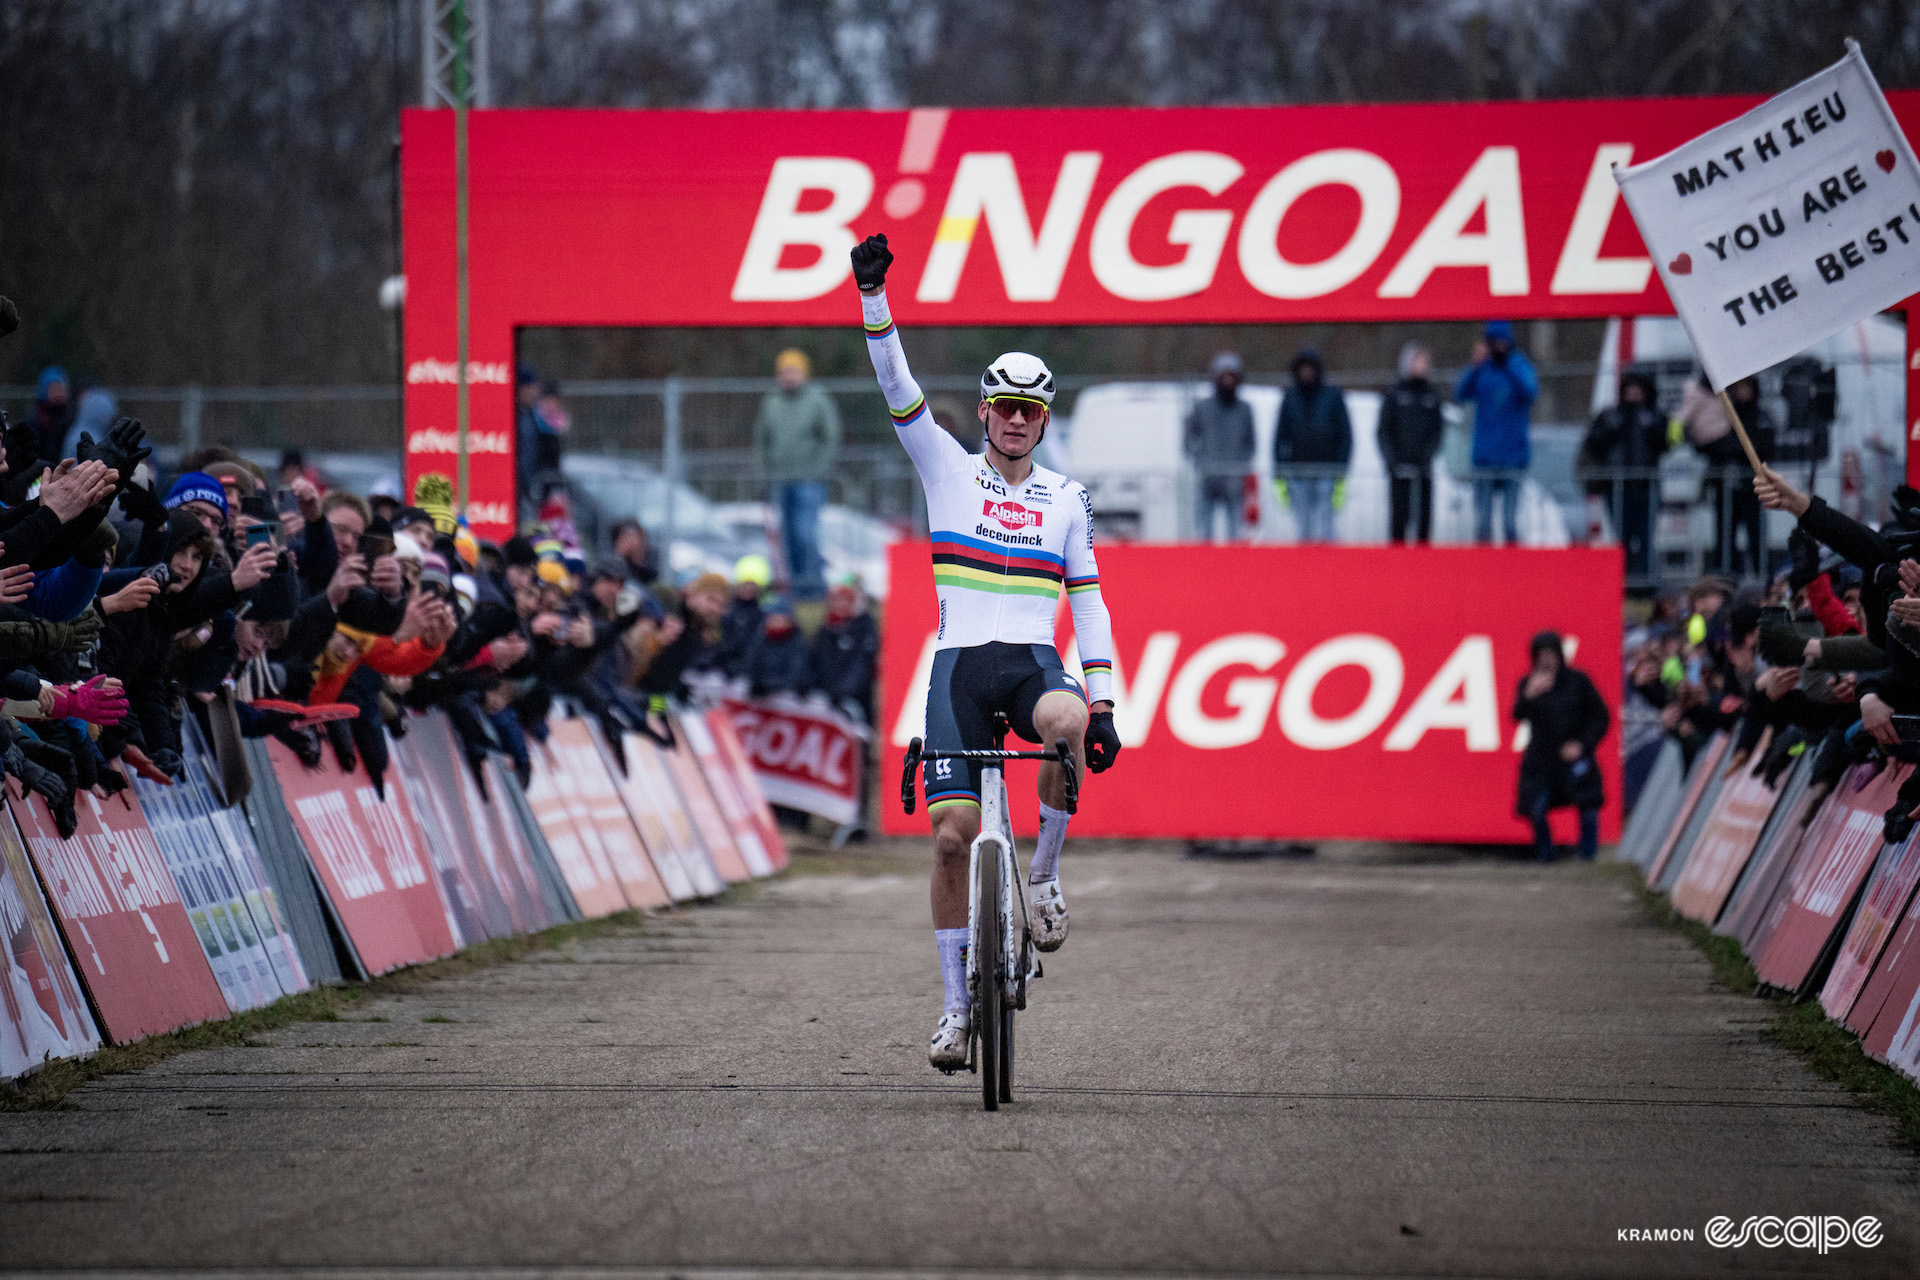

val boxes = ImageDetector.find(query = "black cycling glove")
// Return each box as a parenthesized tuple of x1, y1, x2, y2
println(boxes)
(1084, 709, 1121, 774)
(850, 233, 893, 291)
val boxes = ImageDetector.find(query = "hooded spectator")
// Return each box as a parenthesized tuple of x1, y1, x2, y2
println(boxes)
(1456, 320, 1538, 546)
(62, 387, 117, 464)
(1271, 348, 1351, 544)
(1512, 631, 1609, 861)
(1377, 343, 1443, 545)
(1582, 370, 1667, 581)
(744, 598, 810, 697)
(30, 366, 73, 469)
(1184, 352, 1256, 543)
(811, 580, 879, 724)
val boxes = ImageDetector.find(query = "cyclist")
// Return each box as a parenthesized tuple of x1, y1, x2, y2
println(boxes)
(850, 233, 1122, 1072)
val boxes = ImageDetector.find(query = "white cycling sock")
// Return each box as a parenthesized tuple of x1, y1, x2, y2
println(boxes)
(936, 928, 969, 1014)
(1030, 802, 1070, 884)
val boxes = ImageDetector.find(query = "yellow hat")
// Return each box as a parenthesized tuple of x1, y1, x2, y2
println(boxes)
(413, 472, 458, 534)
(733, 553, 773, 587)
(774, 348, 811, 377)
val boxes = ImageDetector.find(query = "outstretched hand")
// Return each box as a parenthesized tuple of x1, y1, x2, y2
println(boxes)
(850, 233, 893, 292)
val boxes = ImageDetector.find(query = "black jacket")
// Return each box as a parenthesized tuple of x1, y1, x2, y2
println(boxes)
(1582, 403, 1667, 469)
(1273, 354, 1352, 468)
(1513, 666, 1610, 813)
(1376, 377, 1444, 470)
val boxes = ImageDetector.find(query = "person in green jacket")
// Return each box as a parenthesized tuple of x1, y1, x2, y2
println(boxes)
(754, 348, 841, 600)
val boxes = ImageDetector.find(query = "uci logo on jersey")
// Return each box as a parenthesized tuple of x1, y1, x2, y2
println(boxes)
(975, 473, 1007, 497)
(983, 500, 1042, 530)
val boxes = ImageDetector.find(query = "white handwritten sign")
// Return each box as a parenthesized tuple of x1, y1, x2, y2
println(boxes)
(1614, 41, 1920, 389)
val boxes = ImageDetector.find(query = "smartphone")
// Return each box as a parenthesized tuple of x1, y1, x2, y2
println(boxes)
(245, 523, 275, 549)
(360, 533, 394, 560)
(275, 487, 300, 515)
(1892, 716, 1920, 746)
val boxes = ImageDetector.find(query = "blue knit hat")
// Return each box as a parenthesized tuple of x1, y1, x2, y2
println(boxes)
(164, 471, 229, 523)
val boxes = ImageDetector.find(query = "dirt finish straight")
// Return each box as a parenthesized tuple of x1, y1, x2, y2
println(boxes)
(2, 842, 1916, 1277)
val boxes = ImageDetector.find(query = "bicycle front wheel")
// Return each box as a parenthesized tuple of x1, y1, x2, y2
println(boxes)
(999, 998, 1014, 1103)
(976, 845, 1001, 1112)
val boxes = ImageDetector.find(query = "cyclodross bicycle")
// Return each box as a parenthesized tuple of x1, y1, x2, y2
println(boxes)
(902, 714, 1077, 1111)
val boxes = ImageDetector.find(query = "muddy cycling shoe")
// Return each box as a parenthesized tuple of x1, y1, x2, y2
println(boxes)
(1030, 877, 1069, 952)
(928, 1009, 970, 1073)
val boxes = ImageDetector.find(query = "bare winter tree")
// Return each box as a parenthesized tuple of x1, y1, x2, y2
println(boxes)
(2, 0, 1916, 389)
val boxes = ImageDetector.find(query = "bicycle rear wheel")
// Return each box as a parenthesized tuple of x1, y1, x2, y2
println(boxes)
(976, 844, 1001, 1112)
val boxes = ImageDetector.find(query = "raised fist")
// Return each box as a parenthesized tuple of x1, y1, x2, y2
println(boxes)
(850, 233, 893, 291)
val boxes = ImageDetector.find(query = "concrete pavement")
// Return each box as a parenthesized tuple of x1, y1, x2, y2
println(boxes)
(2, 840, 1916, 1277)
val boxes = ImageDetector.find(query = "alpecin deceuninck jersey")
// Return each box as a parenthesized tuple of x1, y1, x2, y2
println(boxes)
(860, 288, 1115, 706)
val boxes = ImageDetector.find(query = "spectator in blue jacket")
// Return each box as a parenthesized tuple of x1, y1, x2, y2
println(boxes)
(1455, 320, 1539, 547)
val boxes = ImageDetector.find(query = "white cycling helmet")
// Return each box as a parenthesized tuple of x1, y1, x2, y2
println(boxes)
(980, 352, 1055, 406)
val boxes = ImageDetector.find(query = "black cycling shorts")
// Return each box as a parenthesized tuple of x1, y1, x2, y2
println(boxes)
(923, 642, 1084, 811)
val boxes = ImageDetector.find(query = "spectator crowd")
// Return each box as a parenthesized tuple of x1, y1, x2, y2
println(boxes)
(1610, 460, 1920, 852)
(0, 340, 879, 842)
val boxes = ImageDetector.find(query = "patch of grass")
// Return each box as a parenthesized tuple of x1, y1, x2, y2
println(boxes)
(1619, 864, 1920, 1151)
(1, 908, 654, 1112)
(421, 1015, 458, 1024)
(0, 983, 370, 1111)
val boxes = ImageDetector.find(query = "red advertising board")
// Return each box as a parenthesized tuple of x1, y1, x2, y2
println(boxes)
(8, 789, 228, 1044)
(1861, 890, 1920, 1070)
(265, 739, 458, 976)
(1671, 734, 1780, 925)
(879, 542, 1621, 841)
(399, 99, 1920, 537)
(706, 709, 789, 872)
(1754, 764, 1908, 994)
(1821, 831, 1920, 1024)
(723, 697, 865, 829)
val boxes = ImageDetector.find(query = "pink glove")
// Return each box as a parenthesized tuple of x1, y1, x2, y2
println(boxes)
(48, 677, 128, 726)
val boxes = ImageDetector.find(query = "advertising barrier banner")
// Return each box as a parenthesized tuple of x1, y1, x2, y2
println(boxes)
(1820, 829, 1920, 1023)
(266, 739, 458, 976)
(1754, 763, 1907, 993)
(1860, 887, 1920, 1074)
(881, 543, 1623, 840)
(660, 730, 752, 883)
(399, 718, 518, 940)
(479, 755, 578, 924)
(1714, 757, 1812, 946)
(678, 712, 776, 877)
(1672, 735, 1783, 924)
(524, 743, 627, 917)
(8, 787, 228, 1043)
(544, 720, 672, 910)
(0, 805, 100, 1079)
(724, 697, 865, 827)
(613, 732, 711, 900)
(1643, 734, 1728, 888)
(134, 773, 283, 1013)
(1616, 738, 1685, 870)
(241, 739, 344, 986)
(706, 709, 789, 871)
(390, 729, 492, 946)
